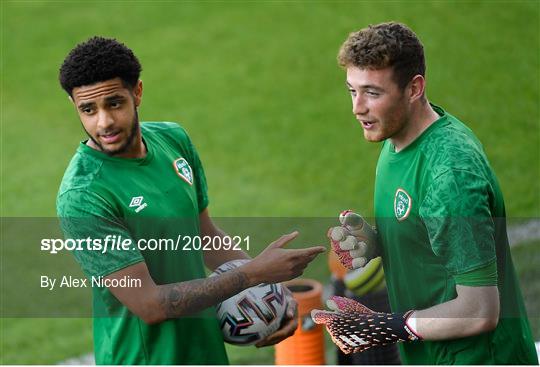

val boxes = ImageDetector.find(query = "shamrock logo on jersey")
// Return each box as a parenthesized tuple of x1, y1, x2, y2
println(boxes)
(394, 188, 412, 221)
(173, 158, 193, 185)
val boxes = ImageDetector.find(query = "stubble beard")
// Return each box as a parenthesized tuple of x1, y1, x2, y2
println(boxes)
(377, 95, 410, 144)
(85, 110, 140, 157)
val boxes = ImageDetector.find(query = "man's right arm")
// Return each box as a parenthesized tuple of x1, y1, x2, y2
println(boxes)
(106, 232, 325, 324)
(57, 189, 246, 323)
(104, 261, 250, 324)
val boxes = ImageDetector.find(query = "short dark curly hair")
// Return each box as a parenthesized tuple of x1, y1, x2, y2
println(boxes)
(338, 22, 425, 90)
(59, 36, 142, 96)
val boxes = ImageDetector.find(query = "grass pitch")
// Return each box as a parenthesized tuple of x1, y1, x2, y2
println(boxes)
(1, 0, 538, 364)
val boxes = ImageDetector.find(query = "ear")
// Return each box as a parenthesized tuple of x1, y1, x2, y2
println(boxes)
(133, 79, 143, 107)
(408, 75, 425, 103)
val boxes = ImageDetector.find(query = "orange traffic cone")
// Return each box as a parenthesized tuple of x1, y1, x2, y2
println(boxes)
(275, 278, 325, 365)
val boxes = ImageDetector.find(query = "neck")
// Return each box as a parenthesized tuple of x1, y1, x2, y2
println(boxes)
(391, 101, 440, 152)
(87, 129, 147, 159)
(122, 134, 146, 159)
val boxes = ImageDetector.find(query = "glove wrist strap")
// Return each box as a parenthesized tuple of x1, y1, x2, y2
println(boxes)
(403, 310, 423, 341)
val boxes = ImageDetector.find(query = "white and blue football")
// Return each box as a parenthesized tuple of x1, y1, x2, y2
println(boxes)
(210, 259, 288, 346)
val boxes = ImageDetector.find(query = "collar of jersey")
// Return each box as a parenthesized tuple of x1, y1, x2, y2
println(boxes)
(77, 136, 155, 165)
(387, 103, 448, 156)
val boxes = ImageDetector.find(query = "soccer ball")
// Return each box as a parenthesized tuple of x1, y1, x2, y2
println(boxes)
(210, 259, 289, 345)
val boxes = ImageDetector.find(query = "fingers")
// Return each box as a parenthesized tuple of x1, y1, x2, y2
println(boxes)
(328, 296, 375, 313)
(289, 256, 315, 277)
(329, 228, 367, 269)
(336, 341, 354, 354)
(283, 295, 297, 319)
(301, 245, 327, 256)
(269, 231, 299, 249)
(326, 299, 340, 312)
(350, 241, 367, 256)
(324, 296, 375, 314)
(326, 226, 335, 240)
(286, 299, 297, 318)
(269, 233, 326, 256)
(311, 309, 335, 324)
(255, 315, 298, 347)
(352, 257, 367, 269)
(256, 298, 298, 347)
(311, 310, 362, 354)
(283, 285, 294, 298)
(329, 226, 349, 242)
(285, 246, 326, 263)
(339, 236, 358, 251)
(273, 246, 324, 280)
(332, 230, 368, 252)
(331, 240, 354, 270)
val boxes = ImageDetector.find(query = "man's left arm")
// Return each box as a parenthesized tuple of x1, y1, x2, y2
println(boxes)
(199, 208, 299, 347)
(316, 168, 502, 353)
(414, 169, 500, 339)
(312, 283, 499, 354)
(409, 284, 499, 340)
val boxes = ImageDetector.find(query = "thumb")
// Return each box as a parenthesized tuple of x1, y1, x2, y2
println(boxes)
(268, 231, 299, 249)
(286, 298, 297, 318)
(341, 211, 364, 228)
(310, 309, 335, 324)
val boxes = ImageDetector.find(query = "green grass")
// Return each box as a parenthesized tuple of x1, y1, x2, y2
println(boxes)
(1, 0, 539, 364)
(0, 318, 93, 365)
(2, 1, 539, 218)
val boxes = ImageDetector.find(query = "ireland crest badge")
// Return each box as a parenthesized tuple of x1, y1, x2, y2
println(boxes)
(173, 158, 193, 185)
(394, 188, 411, 221)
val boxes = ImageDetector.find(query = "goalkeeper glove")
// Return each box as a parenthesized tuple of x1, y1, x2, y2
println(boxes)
(328, 210, 379, 269)
(311, 296, 421, 354)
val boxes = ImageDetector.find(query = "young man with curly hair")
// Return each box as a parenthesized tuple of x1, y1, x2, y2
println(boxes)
(56, 36, 325, 365)
(312, 22, 538, 364)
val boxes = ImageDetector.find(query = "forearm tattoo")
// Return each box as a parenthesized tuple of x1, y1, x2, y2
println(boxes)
(158, 269, 250, 319)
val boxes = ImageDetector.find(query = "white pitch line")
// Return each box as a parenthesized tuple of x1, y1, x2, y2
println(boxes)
(507, 219, 540, 247)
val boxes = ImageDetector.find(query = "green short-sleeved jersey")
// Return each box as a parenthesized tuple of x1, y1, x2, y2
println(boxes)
(56, 122, 228, 365)
(374, 105, 537, 364)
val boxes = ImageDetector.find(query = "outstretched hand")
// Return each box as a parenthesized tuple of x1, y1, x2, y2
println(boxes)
(242, 231, 326, 286)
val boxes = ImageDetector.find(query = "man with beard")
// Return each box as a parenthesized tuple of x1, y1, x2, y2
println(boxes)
(312, 22, 538, 364)
(56, 36, 325, 365)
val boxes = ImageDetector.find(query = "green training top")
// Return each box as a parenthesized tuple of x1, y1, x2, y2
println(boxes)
(57, 122, 228, 365)
(374, 105, 537, 364)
